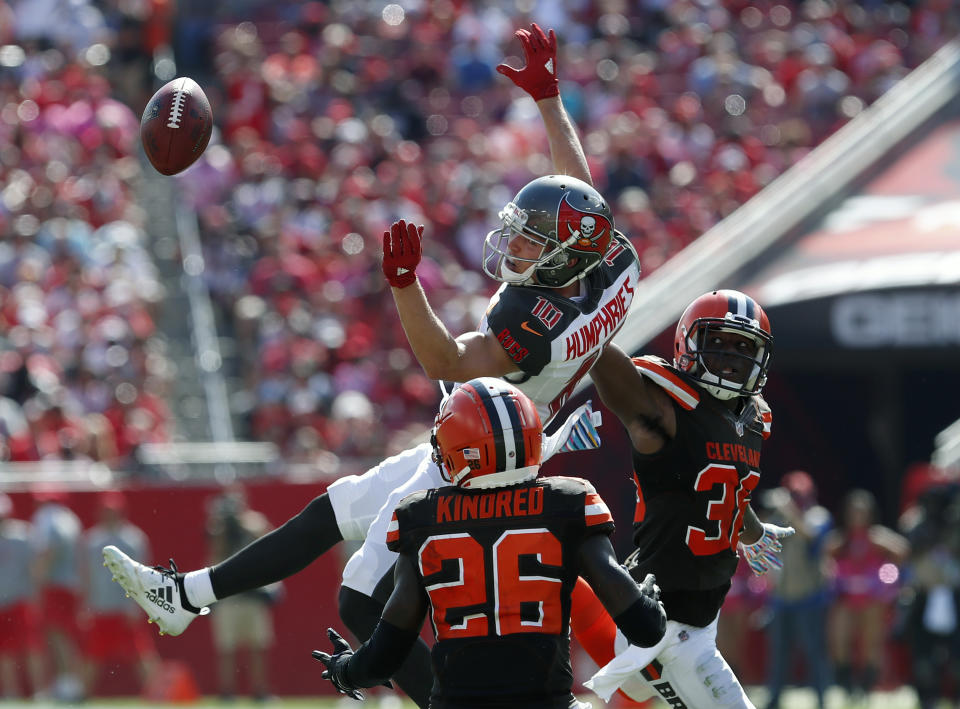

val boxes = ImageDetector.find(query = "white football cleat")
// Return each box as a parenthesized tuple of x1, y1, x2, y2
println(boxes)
(102, 545, 209, 636)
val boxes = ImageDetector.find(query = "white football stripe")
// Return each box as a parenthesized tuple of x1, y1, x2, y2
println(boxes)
(489, 391, 518, 470)
(585, 502, 610, 517)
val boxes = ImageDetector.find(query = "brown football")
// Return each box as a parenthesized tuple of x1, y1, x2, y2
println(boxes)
(140, 77, 213, 176)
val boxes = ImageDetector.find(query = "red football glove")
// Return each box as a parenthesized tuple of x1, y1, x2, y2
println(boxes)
(382, 219, 423, 289)
(496, 23, 559, 101)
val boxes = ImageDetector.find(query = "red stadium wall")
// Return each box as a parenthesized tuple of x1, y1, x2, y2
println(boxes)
(6, 481, 345, 697)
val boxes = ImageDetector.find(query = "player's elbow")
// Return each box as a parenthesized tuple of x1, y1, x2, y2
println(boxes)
(613, 596, 667, 648)
(417, 348, 473, 382)
(419, 358, 457, 382)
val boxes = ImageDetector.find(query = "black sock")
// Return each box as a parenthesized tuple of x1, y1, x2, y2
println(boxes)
(339, 584, 433, 709)
(210, 493, 343, 598)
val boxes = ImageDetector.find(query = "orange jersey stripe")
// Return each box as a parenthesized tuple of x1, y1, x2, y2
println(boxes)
(761, 410, 773, 439)
(584, 492, 613, 526)
(632, 358, 699, 410)
(642, 661, 661, 680)
(385, 512, 399, 544)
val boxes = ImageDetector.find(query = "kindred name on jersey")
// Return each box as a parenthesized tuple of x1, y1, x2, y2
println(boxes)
(565, 277, 633, 359)
(436, 487, 544, 524)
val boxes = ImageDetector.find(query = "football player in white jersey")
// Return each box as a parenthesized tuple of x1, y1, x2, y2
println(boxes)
(103, 24, 634, 709)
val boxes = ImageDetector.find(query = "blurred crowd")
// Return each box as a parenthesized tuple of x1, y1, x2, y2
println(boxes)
(0, 0, 174, 468)
(715, 469, 960, 709)
(0, 1, 957, 467)
(175, 0, 958, 463)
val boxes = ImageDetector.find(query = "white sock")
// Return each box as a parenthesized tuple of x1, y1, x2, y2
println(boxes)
(183, 568, 217, 608)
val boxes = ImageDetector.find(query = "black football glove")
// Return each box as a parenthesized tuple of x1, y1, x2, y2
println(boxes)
(312, 628, 363, 700)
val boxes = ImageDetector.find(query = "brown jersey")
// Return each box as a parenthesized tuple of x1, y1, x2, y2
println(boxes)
(624, 356, 772, 627)
(387, 476, 614, 709)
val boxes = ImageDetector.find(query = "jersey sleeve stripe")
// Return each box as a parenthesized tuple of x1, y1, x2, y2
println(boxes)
(633, 359, 699, 410)
(584, 493, 613, 526)
(385, 513, 399, 544)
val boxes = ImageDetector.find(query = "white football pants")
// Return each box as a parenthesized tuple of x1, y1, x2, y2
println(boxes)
(609, 615, 755, 709)
(328, 442, 444, 595)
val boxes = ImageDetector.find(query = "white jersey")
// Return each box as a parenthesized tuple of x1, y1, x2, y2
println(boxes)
(479, 231, 639, 426)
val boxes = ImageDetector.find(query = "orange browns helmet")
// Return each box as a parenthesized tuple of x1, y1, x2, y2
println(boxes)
(674, 289, 773, 401)
(431, 378, 543, 489)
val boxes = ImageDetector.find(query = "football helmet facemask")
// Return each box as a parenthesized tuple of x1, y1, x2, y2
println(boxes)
(674, 290, 773, 400)
(482, 175, 615, 288)
(430, 378, 543, 489)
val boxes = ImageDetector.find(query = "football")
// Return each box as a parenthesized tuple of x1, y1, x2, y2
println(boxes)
(140, 77, 213, 176)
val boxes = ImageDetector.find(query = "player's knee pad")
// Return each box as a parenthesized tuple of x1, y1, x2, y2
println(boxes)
(693, 649, 748, 708)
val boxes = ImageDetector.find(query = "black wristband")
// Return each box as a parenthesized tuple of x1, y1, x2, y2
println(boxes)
(346, 618, 421, 688)
(613, 595, 666, 648)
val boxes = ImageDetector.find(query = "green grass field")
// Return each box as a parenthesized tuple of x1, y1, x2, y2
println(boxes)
(0, 687, 924, 709)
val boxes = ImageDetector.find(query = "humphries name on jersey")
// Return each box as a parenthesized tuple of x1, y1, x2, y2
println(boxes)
(480, 232, 639, 426)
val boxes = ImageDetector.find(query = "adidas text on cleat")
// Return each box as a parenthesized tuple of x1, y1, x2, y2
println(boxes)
(102, 545, 209, 636)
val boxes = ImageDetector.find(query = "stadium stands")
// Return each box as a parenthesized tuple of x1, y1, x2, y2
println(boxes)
(170, 1, 958, 467)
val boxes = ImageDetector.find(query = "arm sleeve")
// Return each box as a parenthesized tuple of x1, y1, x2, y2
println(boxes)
(345, 618, 422, 688)
(210, 493, 342, 598)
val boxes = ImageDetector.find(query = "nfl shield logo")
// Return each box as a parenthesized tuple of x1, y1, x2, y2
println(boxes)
(735, 421, 744, 437)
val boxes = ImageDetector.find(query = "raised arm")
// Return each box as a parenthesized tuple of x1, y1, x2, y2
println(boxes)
(537, 96, 592, 184)
(383, 220, 519, 381)
(497, 23, 592, 185)
(590, 344, 675, 454)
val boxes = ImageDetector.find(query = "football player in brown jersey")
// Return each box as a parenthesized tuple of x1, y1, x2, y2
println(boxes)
(572, 289, 795, 708)
(313, 378, 667, 709)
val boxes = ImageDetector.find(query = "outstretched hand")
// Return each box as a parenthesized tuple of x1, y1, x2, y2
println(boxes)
(382, 219, 423, 289)
(740, 523, 796, 576)
(312, 628, 363, 700)
(496, 23, 559, 101)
